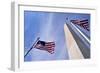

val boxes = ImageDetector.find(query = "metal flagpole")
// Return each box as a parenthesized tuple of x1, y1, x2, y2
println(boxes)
(24, 37, 40, 58)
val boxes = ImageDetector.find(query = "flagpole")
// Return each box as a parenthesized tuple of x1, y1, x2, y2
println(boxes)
(24, 37, 40, 58)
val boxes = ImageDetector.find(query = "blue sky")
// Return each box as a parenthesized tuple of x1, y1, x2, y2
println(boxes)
(24, 11, 90, 61)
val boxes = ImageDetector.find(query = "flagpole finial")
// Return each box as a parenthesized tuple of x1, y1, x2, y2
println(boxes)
(37, 37, 40, 40)
(65, 17, 69, 24)
(66, 17, 68, 20)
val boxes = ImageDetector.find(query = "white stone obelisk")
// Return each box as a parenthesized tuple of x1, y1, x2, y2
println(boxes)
(64, 23, 84, 59)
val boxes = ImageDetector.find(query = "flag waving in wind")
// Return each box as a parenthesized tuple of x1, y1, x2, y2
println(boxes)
(70, 19, 89, 31)
(24, 37, 55, 58)
(34, 40, 55, 54)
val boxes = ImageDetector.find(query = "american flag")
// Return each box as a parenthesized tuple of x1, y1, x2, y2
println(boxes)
(70, 19, 90, 31)
(34, 40, 55, 54)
